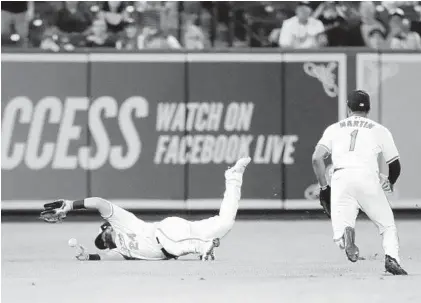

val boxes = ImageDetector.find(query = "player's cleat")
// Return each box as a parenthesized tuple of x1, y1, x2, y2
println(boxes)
(344, 226, 359, 263)
(231, 157, 251, 174)
(225, 157, 251, 180)
(209, 250, 216, 261)
(385, 255, 408, 275)
(200, 238, 220, 261)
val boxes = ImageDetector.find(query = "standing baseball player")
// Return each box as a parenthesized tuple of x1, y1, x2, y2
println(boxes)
(40, 157, 251, 261)
(312, 90, 407, 275)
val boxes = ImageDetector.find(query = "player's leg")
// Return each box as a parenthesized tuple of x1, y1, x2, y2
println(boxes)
(330, 172, 360, 262)
(188, 157, 251, 240)
(155, 217, 219, 260)
(154, 157, 251, 259)
(356, 174, 407, 274)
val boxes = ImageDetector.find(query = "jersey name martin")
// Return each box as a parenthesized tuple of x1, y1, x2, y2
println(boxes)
(339, 120, 374, 129)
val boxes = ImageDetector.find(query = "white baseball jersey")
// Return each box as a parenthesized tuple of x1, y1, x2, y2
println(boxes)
(317, 116, 399, 174)
(279, 16, 325, 48)
(103, 204, 166, 260)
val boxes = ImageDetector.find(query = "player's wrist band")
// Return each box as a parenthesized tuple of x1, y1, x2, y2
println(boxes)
(88, 254, 101, 261)
(72, 200, 86, 210)
(320, 185, 328, 190)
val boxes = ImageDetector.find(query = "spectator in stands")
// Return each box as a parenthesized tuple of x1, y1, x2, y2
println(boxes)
(268, 10, 289, 47)
(52, 1, 93, 47)
(134, 1, 149, 13)
(28, 16, 47, 47)
(161, 1, 179, 36)
(141, 28, 181, 49)
(387, 9, 421, 50)
(312, 1, 348, 46)
(39, 26, 77, 52)
(116, 19, 141, 50)
(100, 1, 129, 34)
(183, 13, 208, 49)
(136, 13, 181, 50)
(40, 28, 61, 52)
(381, 1, 400, 12)
(402, 18, 421, 49)
(1, 1, 34, 45)
(85, 18, 116, 48)
(347, 1, 386, 48)
(279, 1, 326, 48)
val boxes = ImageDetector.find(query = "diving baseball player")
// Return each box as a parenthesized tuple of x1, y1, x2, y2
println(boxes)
(40, 157, 251, 261)
(312, 90, 407, 275)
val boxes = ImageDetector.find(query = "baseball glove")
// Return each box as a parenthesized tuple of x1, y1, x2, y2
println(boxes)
(40, 200, 70, 223)
(319, 186, 331, 218)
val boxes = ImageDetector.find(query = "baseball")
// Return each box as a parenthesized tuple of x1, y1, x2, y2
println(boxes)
(68, 238, 78, 247)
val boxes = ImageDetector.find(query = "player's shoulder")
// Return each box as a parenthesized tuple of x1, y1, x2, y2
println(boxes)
(310, 17, 324, 27)
(369, 119, 392, 135)
(324, 121, 341, 133)
(284, 16, 298, 25)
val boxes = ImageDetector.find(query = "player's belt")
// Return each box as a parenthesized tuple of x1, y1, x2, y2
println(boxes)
(156, 237, 178, 260)
(333, 168, 344, 173)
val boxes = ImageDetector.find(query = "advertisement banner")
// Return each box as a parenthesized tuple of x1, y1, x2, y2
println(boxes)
(1, 55, 89, 200)
(88, 54, 187, 201)
(283, 54, 346, 207)
(357, 53, 421, 206)
(186, 54, 284, 207)
(2, 51, 418, 210)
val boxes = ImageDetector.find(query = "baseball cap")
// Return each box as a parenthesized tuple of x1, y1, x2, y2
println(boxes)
(391, 8, 405, 18)
(297, 1, 312, 8)
(94, 221, 111, 250)
(347, 90, 371, 112)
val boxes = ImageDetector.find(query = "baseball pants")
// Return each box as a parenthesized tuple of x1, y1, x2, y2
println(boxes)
(331, 169, 400, 263)
(155, 173, 242, 256)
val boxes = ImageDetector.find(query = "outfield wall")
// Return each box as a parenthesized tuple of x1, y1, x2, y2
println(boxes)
(2, 49, 420, 211)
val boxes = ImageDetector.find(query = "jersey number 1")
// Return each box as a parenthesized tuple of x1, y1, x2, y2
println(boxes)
(349, 130, 359, 151)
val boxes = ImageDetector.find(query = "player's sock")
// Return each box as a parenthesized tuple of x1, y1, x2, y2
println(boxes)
(382, 225, 401, 264)
(216, 157, 251, 234)
(219, 185, 240, 222)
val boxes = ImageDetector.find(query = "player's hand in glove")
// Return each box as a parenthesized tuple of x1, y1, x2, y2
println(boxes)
(40, 199, 72, 223)
(319, 185, 331, 218)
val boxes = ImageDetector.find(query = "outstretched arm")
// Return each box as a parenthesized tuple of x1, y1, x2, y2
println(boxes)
(78, 251, 126, 261)
(71, 243, 126, 261)
(40, 197, 113, 223)
(41, 197, 136, 224)
(70, 197, 113, 218)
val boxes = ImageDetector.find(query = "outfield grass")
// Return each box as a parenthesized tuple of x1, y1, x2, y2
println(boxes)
(2, 219, 421, 303)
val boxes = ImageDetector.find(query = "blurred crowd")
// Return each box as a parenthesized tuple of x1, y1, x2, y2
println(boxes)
(2, 1, 421, 51)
